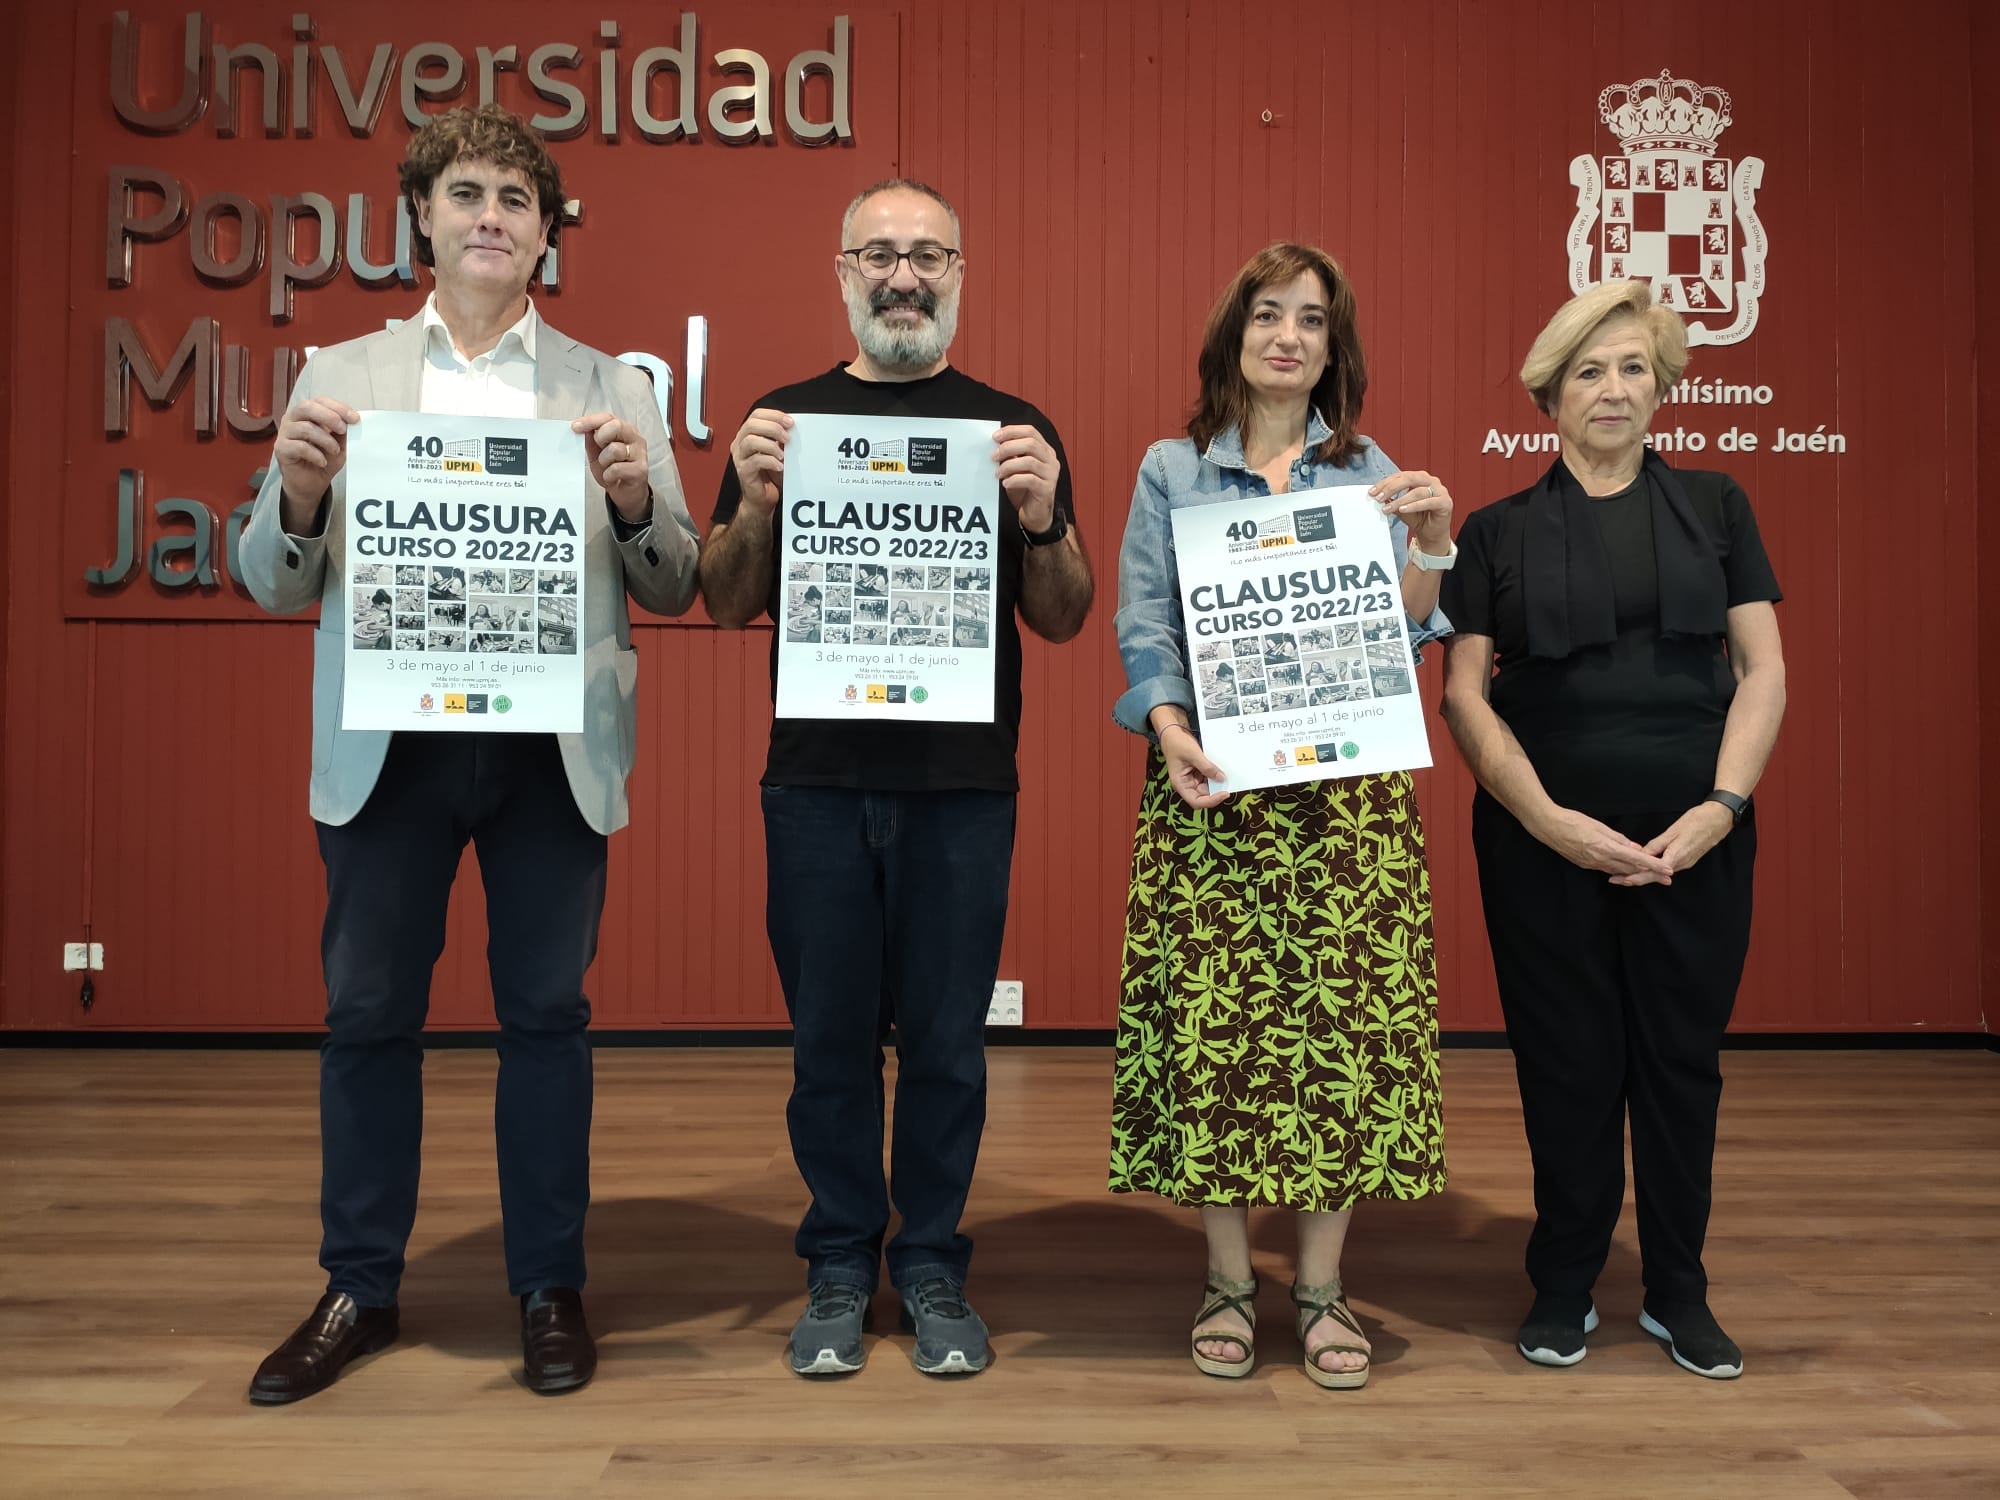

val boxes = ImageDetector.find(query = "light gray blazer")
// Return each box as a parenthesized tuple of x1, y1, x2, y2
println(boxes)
(238, 314, 701, 835)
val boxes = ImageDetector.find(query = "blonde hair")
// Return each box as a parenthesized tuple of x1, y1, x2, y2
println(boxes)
(1519, 281, 1688, 414)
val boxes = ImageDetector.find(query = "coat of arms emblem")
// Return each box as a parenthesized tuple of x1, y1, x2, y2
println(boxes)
(1566, 70, 1768, 346)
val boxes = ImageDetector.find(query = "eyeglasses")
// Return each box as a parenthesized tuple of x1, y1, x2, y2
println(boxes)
(841, 244, 962, 281)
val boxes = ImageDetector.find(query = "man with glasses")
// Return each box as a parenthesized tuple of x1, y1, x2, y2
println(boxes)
(700, 178, 1093, 1378)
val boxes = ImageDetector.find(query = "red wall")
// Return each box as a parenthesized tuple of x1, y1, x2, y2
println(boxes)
(3, 1, 1990, 1033)
(1978, 0, 2000, 1033)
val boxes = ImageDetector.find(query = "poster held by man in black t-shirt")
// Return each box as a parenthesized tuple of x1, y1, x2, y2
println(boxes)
(774, 412, 1002, 722)
(708, 361, 1083, 789)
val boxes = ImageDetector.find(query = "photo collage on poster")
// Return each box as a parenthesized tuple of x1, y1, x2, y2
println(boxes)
(1193, 612, 1412, 719)
(350, 564, 579, 657)
(782, 559, 993, 650)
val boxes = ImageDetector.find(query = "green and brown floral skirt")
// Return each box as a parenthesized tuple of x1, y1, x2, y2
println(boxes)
(1109, 759, 1446, 1209)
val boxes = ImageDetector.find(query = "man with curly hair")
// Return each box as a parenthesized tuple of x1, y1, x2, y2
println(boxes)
(239, 105, 699, 1403)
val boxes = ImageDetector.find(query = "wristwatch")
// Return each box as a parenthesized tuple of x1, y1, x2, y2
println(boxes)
(610, 488, 655, 542)
(1021, 509, 1070, 549)
(1408, 538, 1457, 571)
(1704, 789, 1750, 823)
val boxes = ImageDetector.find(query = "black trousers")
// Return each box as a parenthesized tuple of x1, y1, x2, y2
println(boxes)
(314, 734, 607, 1307)
(1471, 791, 1755, 1305)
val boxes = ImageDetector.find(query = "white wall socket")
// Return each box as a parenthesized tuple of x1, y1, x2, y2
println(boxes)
(89, 943, 105, 971)
(63, 943, 89, 972)
(987, 980, 1024, 1026)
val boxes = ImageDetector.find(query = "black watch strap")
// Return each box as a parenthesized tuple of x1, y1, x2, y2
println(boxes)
(1021, 508, 1069, 548)
(1704, 789, 1749, 823)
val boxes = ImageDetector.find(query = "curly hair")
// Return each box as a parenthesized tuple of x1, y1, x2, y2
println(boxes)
(398, 105, 565, 270)
(1188, 243, 1367, 467)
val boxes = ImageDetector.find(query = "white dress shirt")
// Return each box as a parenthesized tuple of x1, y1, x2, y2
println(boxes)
(417, 294, 539, 417)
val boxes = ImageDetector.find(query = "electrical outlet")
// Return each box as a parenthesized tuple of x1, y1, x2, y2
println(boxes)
(63, 943, 89, 972)
(88, 943, 105, 971)
(986, 980, 1023, 1026)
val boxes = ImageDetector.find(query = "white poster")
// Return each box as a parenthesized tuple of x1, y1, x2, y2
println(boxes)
(775, 413, 1001, 721)
(1171, 485, 1432, 792)
(341, 411, 587, 733)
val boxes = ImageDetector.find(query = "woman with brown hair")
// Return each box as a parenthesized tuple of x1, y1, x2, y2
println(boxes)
(1110, 243, 1457, 1387)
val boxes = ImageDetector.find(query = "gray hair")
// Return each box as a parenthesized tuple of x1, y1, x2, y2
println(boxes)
(840, 178, 960, 246)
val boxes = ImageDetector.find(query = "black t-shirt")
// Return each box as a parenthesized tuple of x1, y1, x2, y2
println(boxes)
(1441, 467, 1781, 814)
(711, 364, 1074, 792)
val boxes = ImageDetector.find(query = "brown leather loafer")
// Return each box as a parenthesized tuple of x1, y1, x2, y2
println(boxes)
(521, 1287, 596, 1394)
(248, 1292, 398, 1405)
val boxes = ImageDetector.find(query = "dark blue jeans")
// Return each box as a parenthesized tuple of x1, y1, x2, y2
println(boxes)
(315, 733, 606, 1307)
(762, 785, 1016, 1293)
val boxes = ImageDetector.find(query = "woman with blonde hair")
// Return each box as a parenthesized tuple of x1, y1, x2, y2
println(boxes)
(1110, 243, 1457, 1388)
(1439, 280, 1785, 1379)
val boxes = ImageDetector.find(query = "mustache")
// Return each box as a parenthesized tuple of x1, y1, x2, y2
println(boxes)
(868, 286, 939, 316)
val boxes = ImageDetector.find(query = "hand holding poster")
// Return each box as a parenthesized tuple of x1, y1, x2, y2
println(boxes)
(775, 413, 1001, 721)
(341, 412, 587, 732)
(1170, 485, 1432, 793)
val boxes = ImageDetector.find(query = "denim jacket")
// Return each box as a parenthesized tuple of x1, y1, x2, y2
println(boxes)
(1112, 413, 1452, 735)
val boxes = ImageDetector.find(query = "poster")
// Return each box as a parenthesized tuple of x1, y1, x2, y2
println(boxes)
(341, 411, 587, 732)
(775, 412, 1001, 721)
(1171, 485, 1433, 792)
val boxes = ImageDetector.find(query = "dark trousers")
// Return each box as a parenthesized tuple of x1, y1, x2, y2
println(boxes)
(315, 733, 607, 1307)
(761, 785, 1016, 1293)
(1471, 792, 1755, 1305)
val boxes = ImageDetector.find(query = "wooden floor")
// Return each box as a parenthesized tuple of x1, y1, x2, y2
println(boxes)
(1, 1047, 1996, 1499)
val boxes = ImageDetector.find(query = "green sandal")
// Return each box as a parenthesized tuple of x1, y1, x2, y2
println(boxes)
(1191, 1271, 1258, 1379)
(1291, 1279, 1370, 1390)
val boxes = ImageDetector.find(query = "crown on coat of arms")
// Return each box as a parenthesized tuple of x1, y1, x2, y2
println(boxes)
(1598, 70, 1733, 156)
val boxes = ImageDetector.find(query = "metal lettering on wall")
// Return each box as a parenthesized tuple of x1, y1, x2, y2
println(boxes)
(91, 8, 859, 603)
(109, 11, 854, 143)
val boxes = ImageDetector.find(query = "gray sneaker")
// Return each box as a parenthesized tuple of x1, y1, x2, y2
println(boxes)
(898, 1278, 991, 1376)
(789, 1283, 870, 1376)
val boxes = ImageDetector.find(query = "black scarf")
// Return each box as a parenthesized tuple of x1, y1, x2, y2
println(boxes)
(1521, 448, 1728, 659)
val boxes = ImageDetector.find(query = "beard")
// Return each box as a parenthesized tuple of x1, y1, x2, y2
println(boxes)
(845, 280, 958, 371)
